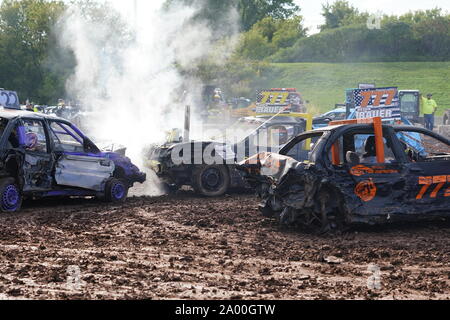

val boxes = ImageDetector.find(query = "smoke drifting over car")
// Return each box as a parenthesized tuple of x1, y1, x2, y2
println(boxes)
(57, 0, 238, 196)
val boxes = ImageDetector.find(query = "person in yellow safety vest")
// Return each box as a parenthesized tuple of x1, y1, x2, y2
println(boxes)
(421, 93, 438, 131)
(25, 102, 34, 112)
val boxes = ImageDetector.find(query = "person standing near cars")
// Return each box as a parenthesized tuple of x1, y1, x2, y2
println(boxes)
(421, 93, 438, 131)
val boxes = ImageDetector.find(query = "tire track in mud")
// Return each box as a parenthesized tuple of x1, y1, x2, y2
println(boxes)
(0, 192, 449, 299)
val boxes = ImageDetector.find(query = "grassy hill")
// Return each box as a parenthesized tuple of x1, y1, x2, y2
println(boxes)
(262, 62, 450, 116)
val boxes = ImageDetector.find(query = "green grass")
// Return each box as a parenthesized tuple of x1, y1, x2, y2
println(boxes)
(262, 62, 450, 116)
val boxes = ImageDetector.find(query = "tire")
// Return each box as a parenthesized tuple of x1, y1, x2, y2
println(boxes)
(163, 183, 180, 194)
(104, 178, 128, 203)
(192, 165, 230, 197)
(0, 178, 22, 213)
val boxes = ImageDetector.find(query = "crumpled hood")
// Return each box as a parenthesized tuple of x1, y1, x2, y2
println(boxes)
(105, 152, 146, 184)
(237, 152, 306, 182)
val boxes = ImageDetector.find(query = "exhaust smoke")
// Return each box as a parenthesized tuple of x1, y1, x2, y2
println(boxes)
(58, 0, 238, 196)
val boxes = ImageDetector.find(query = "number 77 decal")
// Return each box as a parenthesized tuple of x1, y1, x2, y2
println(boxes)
(360, 90, 396, 107)
(416, 176, 448, 200)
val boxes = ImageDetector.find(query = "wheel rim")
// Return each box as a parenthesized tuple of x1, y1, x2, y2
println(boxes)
(201, 168, 223, 191)
(111, 182, 125, 200)
(2, 185, 20, 211)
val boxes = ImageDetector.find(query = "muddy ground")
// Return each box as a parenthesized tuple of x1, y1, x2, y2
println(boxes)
(0, 190, 449, 300)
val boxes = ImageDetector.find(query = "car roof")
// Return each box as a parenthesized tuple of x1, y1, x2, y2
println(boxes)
(325, 108, 346, 113)
(247, 115, 306, 125)
(0, 107, 66, 121)
(308, 123, 396, 134)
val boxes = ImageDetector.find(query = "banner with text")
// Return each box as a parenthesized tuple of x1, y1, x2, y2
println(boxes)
(353, 87, 400, 121)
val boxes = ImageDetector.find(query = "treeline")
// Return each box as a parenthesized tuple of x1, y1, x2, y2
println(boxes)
(0, 0, 299, 103)
(0, 0, 128, 103)
(238, 2, 450, 62)
(0, 0, 68, 103)
(0, 0, 449, 104)
(275, 9, 450, 62)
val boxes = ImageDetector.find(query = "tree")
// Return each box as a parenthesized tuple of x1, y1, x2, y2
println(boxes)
(165, 0, 300, 32)
(319, 0, 365, 31)
(0, 0, 128, 104)
(238, 0, 300, 31)
(272, 16, 307, 48)
(0, 0, 67, 103)
(236, 29, 277, 60)
(235, 15, 307, 60)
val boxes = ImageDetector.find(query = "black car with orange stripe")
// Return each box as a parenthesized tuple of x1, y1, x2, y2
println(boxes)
(238, 117, 450, 231)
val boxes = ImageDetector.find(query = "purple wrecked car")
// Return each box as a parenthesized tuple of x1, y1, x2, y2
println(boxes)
(0, 108, 146, 212)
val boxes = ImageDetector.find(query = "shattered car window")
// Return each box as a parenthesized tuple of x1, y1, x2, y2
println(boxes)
(281, 132, 324, 162)
(50, 121, 84, 153)
(22, 119, 48, 153)
(397, 130, 450, 161)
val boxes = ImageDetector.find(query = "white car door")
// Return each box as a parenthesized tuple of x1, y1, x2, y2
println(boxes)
(49, 120, 114, 191)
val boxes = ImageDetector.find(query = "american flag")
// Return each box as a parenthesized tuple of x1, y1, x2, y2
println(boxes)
(353, 87, 401, 121)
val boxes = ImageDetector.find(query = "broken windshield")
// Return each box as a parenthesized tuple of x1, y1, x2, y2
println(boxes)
(280, 132, 324, 163)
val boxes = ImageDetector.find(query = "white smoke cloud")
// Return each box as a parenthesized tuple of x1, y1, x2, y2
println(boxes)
(58, 0, 238, 195)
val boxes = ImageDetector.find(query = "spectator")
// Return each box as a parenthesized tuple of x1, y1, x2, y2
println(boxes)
(421, 93, 438, 131)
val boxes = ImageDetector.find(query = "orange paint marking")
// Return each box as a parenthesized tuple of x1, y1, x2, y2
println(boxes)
(430, 183, 445, 198)
(433, 176, 447, 184)
(331, 141, 340, 165)
(355, 179, 377, 202)
(418, 176, 433, 185)
(416, 184, 431, 200)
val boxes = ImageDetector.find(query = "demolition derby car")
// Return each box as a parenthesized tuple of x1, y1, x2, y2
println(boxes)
(238, 117, 450, 230)
(147, 114, 311, 197)
(0, 108, 146, 212)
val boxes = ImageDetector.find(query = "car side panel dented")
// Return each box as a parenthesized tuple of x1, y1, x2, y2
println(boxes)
(22, 153, 54, 192)
(55, 154, 115, 191)
(238, 123, 450, 230)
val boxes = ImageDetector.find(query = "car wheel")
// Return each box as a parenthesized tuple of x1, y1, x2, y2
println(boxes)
(105, 178, 128, 203)
(192, 165, 230, 197)
(163, 183, 180, 194)
(0, 178, 22, 213)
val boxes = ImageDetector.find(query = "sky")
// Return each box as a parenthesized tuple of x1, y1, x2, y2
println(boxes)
(296, 0, 450, 34)
(106, 0, 450, 34)
(0, 0, 449, 34)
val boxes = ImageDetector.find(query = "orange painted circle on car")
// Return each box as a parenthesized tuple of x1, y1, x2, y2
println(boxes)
(350, 165, 374, 177)
(355, 179, 377, 202)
